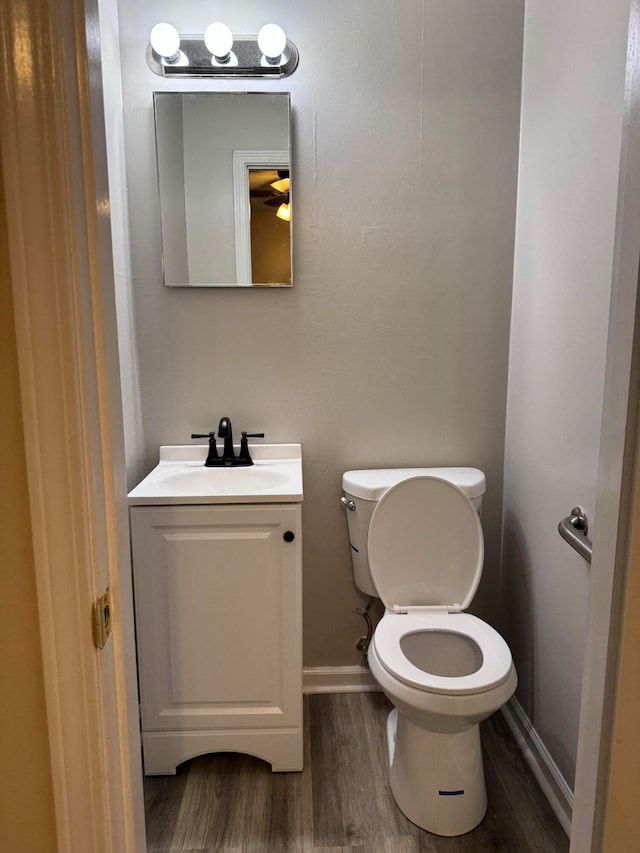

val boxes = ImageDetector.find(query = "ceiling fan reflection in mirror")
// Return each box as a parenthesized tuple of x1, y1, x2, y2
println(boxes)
(249, 169, 290, 220)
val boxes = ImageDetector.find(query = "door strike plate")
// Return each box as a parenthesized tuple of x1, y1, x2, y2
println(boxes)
(92, 587, 113, 649)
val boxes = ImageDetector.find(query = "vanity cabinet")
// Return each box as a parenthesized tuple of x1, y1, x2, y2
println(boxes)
(130, 502, 302, 775)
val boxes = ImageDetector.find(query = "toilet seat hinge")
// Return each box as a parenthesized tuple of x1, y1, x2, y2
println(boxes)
(393, 604, 462, 615)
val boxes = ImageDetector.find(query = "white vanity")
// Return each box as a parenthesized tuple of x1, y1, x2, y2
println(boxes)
(128, 444, 303, 775)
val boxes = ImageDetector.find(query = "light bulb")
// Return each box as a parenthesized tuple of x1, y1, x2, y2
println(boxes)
(204, 22, 233, 60)
(276, 202, 290, 222)
(257, 24, 287, 61)
(270, 177, 289, 194)
(150, 23, 180, 61)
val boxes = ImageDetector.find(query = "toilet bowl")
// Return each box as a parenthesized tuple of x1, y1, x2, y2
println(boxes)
(341, 469, 517, 837)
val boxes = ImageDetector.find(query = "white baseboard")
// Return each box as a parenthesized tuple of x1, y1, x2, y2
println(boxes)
(501, 697, 573, 838)
(303, 665, 380, 694)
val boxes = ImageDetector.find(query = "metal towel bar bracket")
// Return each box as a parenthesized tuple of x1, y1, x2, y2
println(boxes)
(558, 506, 592, 564)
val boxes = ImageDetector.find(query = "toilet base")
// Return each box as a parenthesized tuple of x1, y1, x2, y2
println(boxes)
(386, 708, 487, 836)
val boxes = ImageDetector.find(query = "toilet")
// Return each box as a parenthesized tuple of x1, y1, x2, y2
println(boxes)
(342, 468, 517, 837)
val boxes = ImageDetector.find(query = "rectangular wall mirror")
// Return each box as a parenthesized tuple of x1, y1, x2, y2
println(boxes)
(154, 92, 292, 288)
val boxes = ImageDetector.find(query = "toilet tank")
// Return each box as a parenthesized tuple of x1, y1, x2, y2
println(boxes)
(342, 467, 486, 597)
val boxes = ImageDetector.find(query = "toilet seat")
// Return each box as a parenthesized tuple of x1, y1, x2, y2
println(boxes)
(373, 611, 514, 695)
(368, 476, 512, 696)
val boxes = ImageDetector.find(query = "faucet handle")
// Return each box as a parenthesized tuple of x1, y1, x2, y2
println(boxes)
(191, 432, 220, 466)
(239, 431, 265, 464)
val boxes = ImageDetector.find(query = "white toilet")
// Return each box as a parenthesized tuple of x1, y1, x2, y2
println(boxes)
(342, 468, 517, 837)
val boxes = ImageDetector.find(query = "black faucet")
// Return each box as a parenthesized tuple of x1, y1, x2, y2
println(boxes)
(217, 417, 235, 464)
(192, 417, 264, 466)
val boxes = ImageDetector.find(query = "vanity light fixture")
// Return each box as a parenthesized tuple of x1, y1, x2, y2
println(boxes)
(146, 22, 298, 77)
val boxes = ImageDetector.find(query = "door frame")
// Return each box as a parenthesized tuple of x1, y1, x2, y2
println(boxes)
(232, 149, 289, 284)
(571, 1, 640, 849)
(0, 0, 144, 849)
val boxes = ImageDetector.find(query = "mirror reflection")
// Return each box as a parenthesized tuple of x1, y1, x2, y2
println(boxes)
(248, 169, 291, 283)
(153, 92, 292, 287)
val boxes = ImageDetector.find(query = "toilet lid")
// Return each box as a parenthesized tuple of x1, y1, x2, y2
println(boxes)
(368, 477, 483, 611)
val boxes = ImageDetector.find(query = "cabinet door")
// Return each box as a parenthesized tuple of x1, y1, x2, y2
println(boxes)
(130, 504, 302, 732)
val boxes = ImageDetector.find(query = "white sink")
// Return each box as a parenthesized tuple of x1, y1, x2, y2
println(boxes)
(128, 443, 303, 505)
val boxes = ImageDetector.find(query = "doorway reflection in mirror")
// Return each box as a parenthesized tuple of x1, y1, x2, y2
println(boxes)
(248, 168, 291, 285)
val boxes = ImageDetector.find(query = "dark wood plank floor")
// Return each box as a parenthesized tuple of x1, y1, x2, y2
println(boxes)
(144, 693, 569, 852)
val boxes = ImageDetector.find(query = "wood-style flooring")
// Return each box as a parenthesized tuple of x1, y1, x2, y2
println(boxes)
(144, 692, 569, 852)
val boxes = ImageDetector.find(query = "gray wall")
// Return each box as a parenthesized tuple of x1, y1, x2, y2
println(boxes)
(98, 0, 146, 487)
(117, 0, 524, 666)
(182, 94, 288, 284)
(502, 0, 631, 790)
(155, 95, 188, 285)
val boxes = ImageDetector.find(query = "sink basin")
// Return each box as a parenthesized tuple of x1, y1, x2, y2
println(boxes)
(155, 465, 289, 496)
(128, 444, 303, 505)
